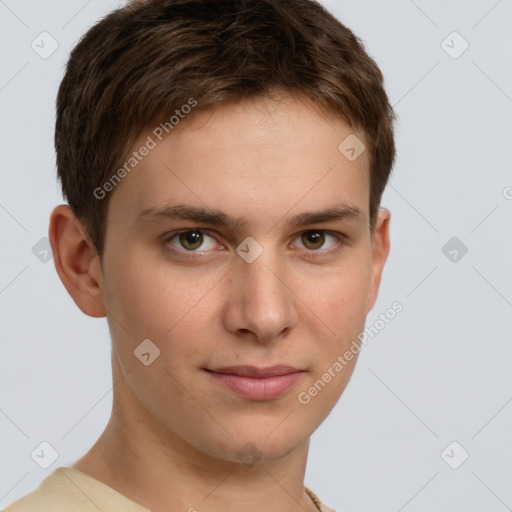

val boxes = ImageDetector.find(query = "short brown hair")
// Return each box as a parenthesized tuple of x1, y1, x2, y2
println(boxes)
(55, 0, 396, 255)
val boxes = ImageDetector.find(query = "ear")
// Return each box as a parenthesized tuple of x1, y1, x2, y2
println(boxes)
(48, 205, 106, 317)
(366, 208, 391, 313)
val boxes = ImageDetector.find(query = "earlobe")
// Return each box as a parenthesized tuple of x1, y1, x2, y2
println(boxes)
(48, 205, 106, 318)
(366, 208, 391, 313)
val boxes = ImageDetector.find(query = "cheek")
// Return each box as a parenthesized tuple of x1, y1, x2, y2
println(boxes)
(300, 262, 372, 380)
(309, 260, 371, 324)
(103, 249, 215, 340)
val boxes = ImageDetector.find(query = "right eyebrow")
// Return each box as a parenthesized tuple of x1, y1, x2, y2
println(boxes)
(135, 203, 245, 229)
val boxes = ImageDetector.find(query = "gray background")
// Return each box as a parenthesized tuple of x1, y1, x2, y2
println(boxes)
(1, 0, 511, 511)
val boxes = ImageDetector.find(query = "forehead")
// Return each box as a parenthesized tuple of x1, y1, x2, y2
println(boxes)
(106, 95, 370, 231)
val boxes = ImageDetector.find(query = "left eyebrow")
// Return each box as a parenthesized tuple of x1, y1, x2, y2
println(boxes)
(134, 201, 365, 229)
(284, 202, 364, 228)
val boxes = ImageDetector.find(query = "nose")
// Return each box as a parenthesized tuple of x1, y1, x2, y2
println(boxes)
(221, 250, 299, 343)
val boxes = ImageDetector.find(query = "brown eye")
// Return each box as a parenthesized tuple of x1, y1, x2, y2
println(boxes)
(178, 230, 204, 250)
(301, 230, 325, 250)
(165, 229, 219, 255)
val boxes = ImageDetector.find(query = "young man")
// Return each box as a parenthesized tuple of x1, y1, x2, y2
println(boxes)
(4, 0, 396, 510)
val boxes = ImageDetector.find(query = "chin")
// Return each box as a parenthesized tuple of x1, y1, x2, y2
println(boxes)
(194, 422, 308, 466)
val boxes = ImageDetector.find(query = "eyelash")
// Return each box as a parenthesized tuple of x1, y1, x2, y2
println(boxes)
(163, 229, 346, 261)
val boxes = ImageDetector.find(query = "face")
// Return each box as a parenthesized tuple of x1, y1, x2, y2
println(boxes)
(97, 95, 389, 464)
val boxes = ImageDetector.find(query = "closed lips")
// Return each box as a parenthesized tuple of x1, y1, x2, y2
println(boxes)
(205, 365, 303, 377)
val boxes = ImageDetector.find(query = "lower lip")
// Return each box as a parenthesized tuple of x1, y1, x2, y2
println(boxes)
(206, 371, 304, 401)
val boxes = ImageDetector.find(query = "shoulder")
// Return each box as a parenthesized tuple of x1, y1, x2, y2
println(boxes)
(2, 467, 148, 512)
(305, 486, 339, 512)
(319, 503, 339, 512)
(3, 468, 69, 512)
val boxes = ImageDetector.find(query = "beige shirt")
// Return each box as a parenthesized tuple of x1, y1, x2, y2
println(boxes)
(3, 467, 337, 512)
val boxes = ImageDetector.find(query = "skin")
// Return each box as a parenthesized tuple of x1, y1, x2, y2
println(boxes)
(49, 94, 390, 512)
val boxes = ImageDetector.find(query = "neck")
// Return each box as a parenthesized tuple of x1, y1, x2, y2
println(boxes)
(72, 355, 319, 512)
